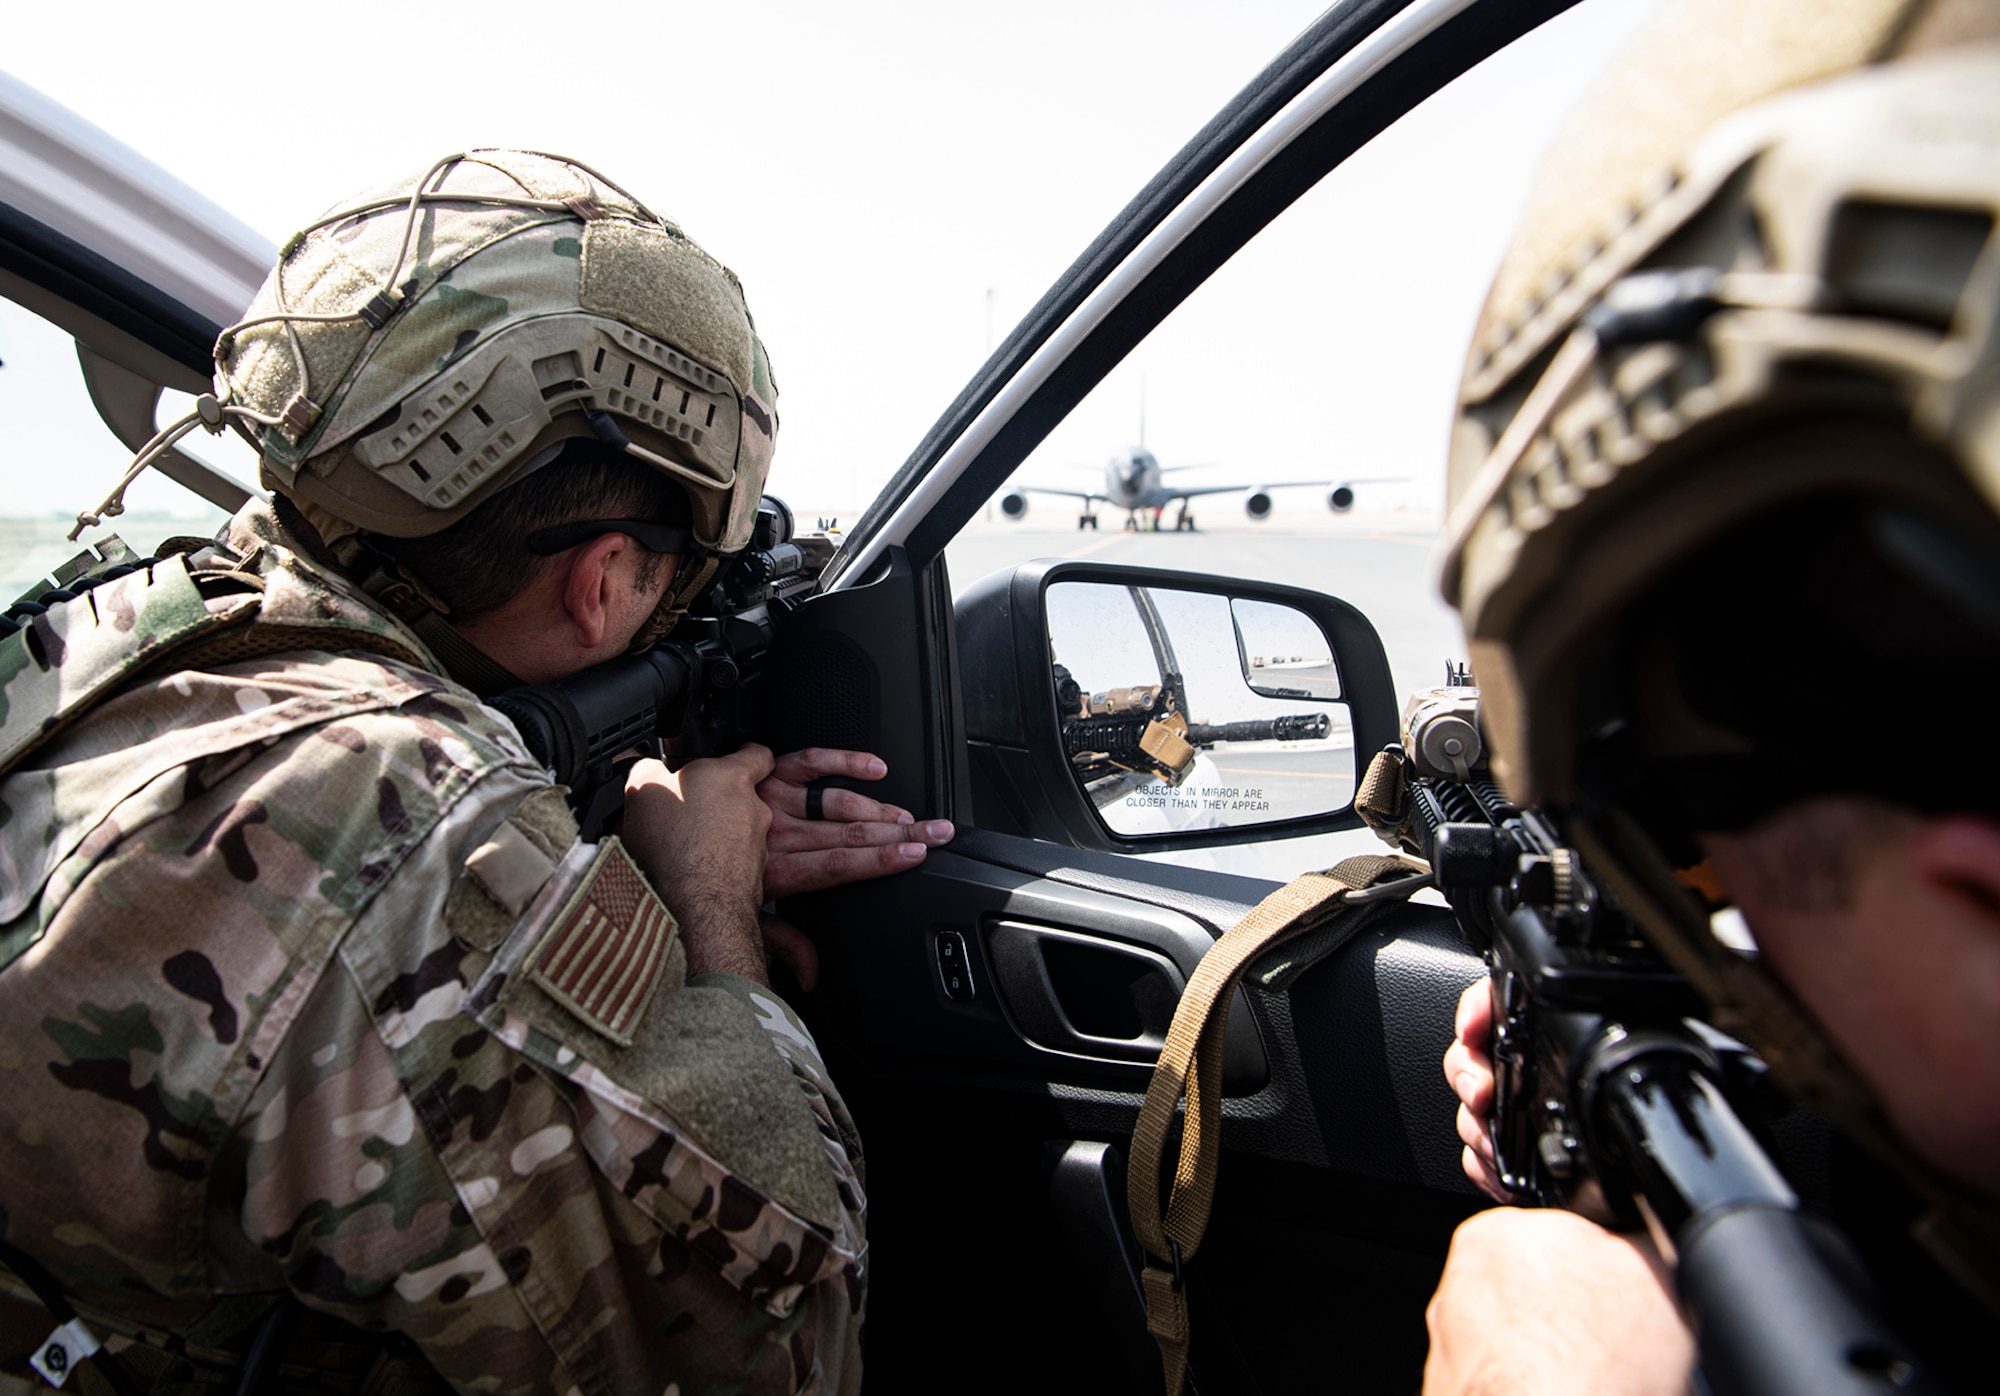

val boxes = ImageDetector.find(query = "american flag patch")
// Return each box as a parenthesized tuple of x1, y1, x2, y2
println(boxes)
(529, 839, 677, 1046)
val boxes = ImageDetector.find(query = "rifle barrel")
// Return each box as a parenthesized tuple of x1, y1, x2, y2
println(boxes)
(1186, 712, 1330, 744)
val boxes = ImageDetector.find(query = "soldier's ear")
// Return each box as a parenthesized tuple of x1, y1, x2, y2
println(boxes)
(1906, 816, 2000, 921)
(559, 533, 629, 648)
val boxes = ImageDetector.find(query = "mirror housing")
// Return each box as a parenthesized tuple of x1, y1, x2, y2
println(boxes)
(956, 559, 1397, 853)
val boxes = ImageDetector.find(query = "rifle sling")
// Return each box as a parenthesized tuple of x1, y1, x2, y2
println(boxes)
(1127, 853, 1428, 1395)
(408, 609, 524, 698)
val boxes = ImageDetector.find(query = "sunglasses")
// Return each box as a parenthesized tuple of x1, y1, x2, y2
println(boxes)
(525, 518, 694, 557)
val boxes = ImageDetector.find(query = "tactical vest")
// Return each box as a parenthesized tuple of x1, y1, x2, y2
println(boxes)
(1, 536, 431, 806)
(0, 535, 453, 1395)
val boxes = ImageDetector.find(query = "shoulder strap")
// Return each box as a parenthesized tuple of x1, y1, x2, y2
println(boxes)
(1126, 853, 1429, 1395)
(0, 548, 446, 787)
(0, 557, 260, 782)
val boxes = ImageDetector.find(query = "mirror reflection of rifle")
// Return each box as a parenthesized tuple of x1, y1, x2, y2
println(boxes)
(491, 498, 834, 840)
(1051, 664, 1330, 788)
(1364, 675, 1942, 1396)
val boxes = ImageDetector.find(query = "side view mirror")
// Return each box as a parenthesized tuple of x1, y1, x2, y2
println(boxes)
(956, 560, 1397, 853)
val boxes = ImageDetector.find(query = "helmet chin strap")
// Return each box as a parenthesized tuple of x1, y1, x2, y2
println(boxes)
(345, 551, 526, 698)
(269, 494, 527, 699)
(406, 609, 528, 698)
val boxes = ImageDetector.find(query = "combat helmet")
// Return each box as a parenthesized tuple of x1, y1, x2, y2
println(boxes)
(1441, 0, 2000, 1299)
(78, 150, 779, 638)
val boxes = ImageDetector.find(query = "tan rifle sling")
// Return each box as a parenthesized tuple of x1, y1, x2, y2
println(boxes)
(1126, 853, 1429, 1395)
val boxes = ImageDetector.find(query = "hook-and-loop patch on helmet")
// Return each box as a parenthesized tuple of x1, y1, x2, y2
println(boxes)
(218, 151, 778, 555)
(1444, 38, 2000, 808)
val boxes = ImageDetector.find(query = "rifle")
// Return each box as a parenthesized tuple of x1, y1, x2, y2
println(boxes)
(490, 497, 834, 840)
(1051, 663, 1332, 792)
(1372, 675, 1945, 1396)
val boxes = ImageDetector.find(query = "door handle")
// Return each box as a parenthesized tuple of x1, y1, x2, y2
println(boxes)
(988, 921, 1181, 1061)
(986, 920, 1267, 1092)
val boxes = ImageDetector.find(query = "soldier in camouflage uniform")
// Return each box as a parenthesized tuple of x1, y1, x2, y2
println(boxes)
(0, 151, 947, 1393)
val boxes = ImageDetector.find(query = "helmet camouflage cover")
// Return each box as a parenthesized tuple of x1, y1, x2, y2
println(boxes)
(1444, 0, 2000, 807)
(218, 150, 779, 556)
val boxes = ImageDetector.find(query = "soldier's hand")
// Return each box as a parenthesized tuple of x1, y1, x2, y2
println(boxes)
(1443, 978, 1508, 1202)
(759, 748, 954, 902)
(625, 745, 775, 983)
(1423, 1208, 1691, 1396)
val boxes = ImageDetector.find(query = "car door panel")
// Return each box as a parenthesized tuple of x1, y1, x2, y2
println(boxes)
(801, 826, 1481, 1184)
(801, 845, 1270, 1096)
(788, 824, 1487, 1393)
(764, 547, 933, 815)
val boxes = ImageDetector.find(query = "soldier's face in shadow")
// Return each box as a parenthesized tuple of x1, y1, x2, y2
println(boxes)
(1634, 644, 2000, 1198)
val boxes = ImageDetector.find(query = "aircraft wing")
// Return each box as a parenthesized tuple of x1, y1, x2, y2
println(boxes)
(1012, 484, 1106, 504)
(1253, 476, 1409, 488)
(1159, 483, 1253, 500)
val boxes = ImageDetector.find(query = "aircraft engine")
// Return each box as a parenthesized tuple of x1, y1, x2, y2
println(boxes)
(1244, 491, 1273, 520)
(1328, 484, 1355, 512)
(1000, 490, 1029, 520)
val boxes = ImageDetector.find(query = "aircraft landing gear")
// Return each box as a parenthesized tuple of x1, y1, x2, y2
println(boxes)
(1123, 513, 1139, 532)
(1173, 502, 1195, 531)
(1077, 512, 1098, 530)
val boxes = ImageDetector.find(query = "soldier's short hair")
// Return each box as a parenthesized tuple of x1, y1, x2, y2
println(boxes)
(380, 441, 689, 620)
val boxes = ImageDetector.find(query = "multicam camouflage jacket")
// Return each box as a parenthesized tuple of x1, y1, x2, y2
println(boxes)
(0, 502, 865, 1395)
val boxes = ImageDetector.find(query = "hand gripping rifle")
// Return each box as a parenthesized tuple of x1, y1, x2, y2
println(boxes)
(1362, 674, 1945, 1396)
(490, 498, 833, 840)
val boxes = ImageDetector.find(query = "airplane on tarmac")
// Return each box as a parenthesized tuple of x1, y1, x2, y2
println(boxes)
(998, 445, 1402, 530)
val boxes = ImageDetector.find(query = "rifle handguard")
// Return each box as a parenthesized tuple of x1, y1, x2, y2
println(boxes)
(490, 646, 693, 789)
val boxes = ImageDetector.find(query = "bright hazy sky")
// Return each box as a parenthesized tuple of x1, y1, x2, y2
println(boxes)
(3, 0, 1660, 521)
